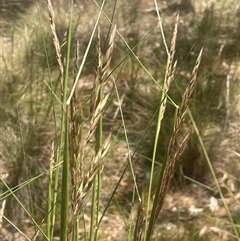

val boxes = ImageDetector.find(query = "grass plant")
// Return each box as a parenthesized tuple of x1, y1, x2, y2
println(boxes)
(0, 0, 240, 241)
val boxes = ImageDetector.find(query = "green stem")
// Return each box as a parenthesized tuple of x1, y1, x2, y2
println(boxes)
(144, 56, 170, 240)
(60, 2, 73, 240)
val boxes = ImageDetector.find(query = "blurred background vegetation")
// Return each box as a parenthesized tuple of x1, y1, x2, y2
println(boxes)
(0, 0, 240, 240)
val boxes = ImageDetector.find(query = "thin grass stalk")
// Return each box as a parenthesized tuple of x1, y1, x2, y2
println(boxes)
(16, 108, 35, 223)
(47, 0, 73, 239)
(110, 82, 144, 240)
(90, 28, 102, 241)
(37, 3, 61, 238)
(1, 215, 32, 241)
(47, 142, 55, 239)
(90, 24, 116, 241)
(36, 1, 59, 120)
(144, 15, 179, 241)
(22, 25, 35, 120)
(95, 27, 112, 239)
(97, 149, 130, 228)
(60, 110, 70, 241)
(128, 186, 138, 240)
(90, 60, 124, 229)
(89, 28, 103, 241)
(92, 95, 103, 239)
(49, 145, 61, 240)
(68, 39, 83, 241)
(153, 0, 169, 55)
(59, 2, 73, 240)
(189, 110, 240, 240)
(101, 172, 129, 225)
(0, 178, 48, 240)
(47, 0, 65, 239)
(72, 42, 82, 241)
(143, 76, 166, 238)
(146, 48, 203, 240)
(0, 164, 61, 202)
(114, 83, 141, 201)
(67, 0, 107, 105)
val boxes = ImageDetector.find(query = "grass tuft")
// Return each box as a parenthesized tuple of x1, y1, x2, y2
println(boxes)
(1, 1, 240, 240)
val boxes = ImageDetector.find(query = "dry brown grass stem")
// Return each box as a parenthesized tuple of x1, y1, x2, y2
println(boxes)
(148, 48, 203, 238)
(69, 39, 83, 186)
(0, 199, 6, 229)
(88, 25, 116, 142)
(68, 39, 84, 240)
(178, 48, 203, 124)
(87, 92, 110, 143)
(159, 15, 179, 127)
(101, 25, 116, 81)
(90, 25, 116, 114)
(166, 14, 179, 87)
(134, 202, 146, 241)
(68, 156, 100, 240)
(165, 47, 203, 203)
(168, 48, 203, 158)
(72, 133, 111, 215)
(47, 0, 64, 81)
(155, 132, 190, 218)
